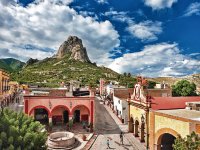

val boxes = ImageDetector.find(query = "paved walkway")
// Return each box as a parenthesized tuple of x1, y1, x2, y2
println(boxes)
(89, 97, 146, 150)
(103, 102, 128, 133)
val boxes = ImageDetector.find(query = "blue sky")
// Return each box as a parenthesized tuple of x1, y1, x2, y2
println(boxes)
(0, 0, 200, 77)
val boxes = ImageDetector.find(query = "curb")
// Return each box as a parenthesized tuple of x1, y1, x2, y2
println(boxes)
(88, 134, 99, 150)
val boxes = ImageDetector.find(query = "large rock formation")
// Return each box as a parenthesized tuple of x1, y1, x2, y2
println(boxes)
(55, 36, 91, 63)
(23, 58, 39, 68)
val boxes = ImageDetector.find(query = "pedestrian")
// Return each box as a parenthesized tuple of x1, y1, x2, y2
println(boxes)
(120, 131, 123, 145)
(107, 138, 110, 149)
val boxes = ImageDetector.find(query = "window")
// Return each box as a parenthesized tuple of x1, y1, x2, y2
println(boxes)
(118, 100, 120, 104)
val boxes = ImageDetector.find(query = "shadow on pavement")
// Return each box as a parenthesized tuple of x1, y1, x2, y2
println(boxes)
(94, 99, 122, 135)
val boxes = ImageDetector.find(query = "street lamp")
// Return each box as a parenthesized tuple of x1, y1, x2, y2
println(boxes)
(141, 114, 145, 123)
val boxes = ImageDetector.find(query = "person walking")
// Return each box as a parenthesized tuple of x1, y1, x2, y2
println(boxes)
(120, 131, 124, 145)
(107, 138, 110, 149)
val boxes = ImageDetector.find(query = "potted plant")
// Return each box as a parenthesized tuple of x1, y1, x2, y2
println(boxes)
(68, 119, 73, 131)
(82, 134, 86, 141)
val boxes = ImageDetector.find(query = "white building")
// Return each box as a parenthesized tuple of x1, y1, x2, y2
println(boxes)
(113, 88, 134, 124)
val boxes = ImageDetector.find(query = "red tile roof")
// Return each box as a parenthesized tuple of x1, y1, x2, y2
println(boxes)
(150, 97, 200, 110)
(114, 88, 134, 100)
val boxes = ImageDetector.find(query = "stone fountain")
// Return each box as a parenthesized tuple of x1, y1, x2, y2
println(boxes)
(48, 132, 79, 149)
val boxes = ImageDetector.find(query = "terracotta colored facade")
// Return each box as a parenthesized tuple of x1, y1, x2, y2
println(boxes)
(24, 89, 95, 124)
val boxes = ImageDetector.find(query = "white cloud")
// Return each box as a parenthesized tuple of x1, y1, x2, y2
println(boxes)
(109, 43, 200, 77)
(0, 0, 120, 63)
(144, 0, 177, 10)
(103, 9, 133, 24)
(127, 21, 162, 42)
(184, 2, 200, 17)
(96, 0, 108, 4)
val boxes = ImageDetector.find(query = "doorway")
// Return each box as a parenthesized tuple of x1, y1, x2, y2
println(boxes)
(74, 110, 80, 122)
(63, 110, 69, 123)
(34, 108, 48, 124)
(160, 133, 176, 150)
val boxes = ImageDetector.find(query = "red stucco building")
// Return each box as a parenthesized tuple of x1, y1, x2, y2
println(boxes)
(24, 88, 95, 125)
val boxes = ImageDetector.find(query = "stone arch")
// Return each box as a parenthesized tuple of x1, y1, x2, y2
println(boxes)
(71, 105, 90, 123)
(51, 105, 71, 125)
(155, 128, 179, 150)
(29, 105, 51, 117)
(71, 105, 90, 114)
(51, 105, 70, 115)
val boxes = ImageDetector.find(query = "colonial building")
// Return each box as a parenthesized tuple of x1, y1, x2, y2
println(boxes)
(0, 69, 10, 106)
(113, 88, 133, 124)
(128, 76, 200, 150)
(24, 88, 95, 126)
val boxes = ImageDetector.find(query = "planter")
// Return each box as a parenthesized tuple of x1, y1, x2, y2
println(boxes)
(82, 134, 86, 141)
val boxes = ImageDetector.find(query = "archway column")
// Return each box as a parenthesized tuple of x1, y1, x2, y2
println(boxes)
(90, 101, 94, 124)
(140, 123, 145, 142)
(128, 117, 134, 133)
(69, 115, 73, 120)
(49, 117, 52, 124)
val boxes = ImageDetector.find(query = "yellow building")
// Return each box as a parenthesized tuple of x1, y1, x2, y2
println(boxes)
(0, 69, 10, 104)
(8, 81, 19, 94)
(128, 77, 200, 150)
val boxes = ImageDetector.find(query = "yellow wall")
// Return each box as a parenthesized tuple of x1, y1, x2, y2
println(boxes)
(0, 70, 10, 98)
(130, 105, 145, 122)
(155, 114, 190, 138)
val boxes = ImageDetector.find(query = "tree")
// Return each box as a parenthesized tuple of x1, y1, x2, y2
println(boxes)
(148, 81, 156, 89)
(127, 73, 131, 77)
(127, 83, 134, 88)
(0, 108, 47, 150)
(173, 132, 200, 150)
(172, 80, 197, 96)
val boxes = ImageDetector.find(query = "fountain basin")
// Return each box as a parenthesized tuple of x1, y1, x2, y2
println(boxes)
(48, 132, 75, 148)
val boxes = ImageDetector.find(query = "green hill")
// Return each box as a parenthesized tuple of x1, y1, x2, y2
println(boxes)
(10, 36, 136, 87)
(11, 56, 120, 87)
(0, 58, 25, 72)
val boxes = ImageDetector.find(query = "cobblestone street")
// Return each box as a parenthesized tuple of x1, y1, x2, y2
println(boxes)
(90, 97, 146, 150)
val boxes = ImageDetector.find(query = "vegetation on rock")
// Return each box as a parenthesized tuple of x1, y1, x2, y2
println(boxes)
(11, 55, 122, 87)
(0, 108, 47, 150)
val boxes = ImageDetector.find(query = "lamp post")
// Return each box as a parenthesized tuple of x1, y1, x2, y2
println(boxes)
(141, 114, 145, 123)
